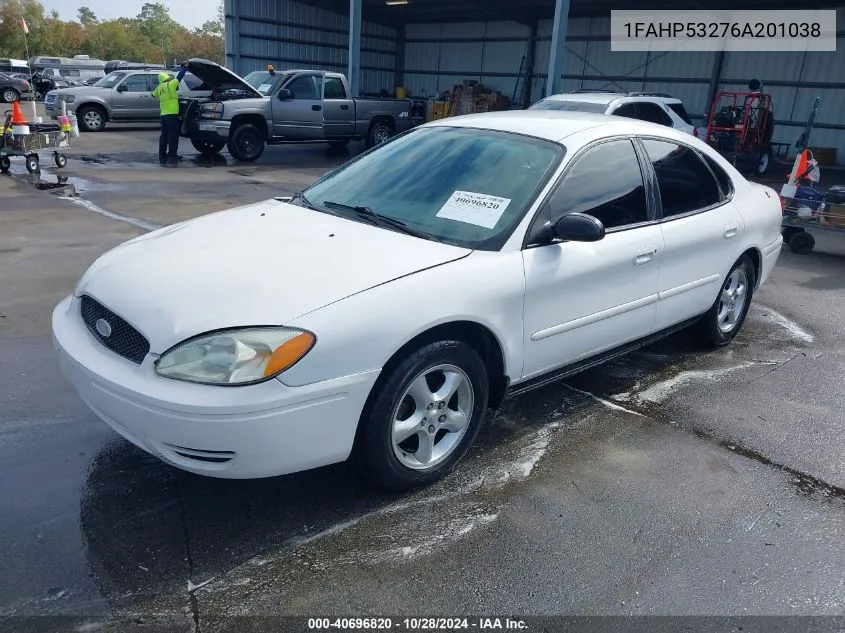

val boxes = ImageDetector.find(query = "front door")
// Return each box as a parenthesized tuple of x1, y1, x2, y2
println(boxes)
(636, 137, 745, 331)
(112, 73, 156, 118)
(271, 73, 324, 140)
(322, 75, 354, 138)
(521, 138, 663, 380)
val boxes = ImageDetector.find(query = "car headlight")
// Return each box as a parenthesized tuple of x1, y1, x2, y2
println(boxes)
(61, 94, 75, 103)
(155, 327, 315, 386)
(199, 102, 224, 120)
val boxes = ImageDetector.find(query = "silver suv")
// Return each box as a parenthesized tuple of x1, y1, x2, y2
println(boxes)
(45, 70, 212, 132)
(530, 90, 699, 138)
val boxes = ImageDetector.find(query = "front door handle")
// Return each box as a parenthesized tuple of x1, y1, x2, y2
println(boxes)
(724, 222, 739, 238)
(340, 104, 349, 110)
(312, 105, 322, 111)
(633, 246, 658, 266)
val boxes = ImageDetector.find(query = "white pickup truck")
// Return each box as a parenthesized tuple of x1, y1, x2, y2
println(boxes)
(179, 59, 422, 161)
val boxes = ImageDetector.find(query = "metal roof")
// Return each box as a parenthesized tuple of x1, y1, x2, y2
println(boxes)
(298, 0, 845, 25)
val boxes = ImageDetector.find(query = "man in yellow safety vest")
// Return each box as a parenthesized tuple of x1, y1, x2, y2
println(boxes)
(152, 64, 187, 166)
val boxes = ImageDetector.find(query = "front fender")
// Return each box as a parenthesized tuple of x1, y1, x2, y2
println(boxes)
(281, 250, 526, 387)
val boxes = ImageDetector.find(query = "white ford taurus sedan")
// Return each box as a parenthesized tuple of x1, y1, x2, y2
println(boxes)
(53, 111, 784, 490)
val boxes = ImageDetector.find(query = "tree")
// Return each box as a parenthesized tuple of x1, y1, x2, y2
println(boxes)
(78, 6, 97, 27)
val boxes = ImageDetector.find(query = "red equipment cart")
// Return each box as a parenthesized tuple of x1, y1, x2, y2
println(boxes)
(704, 80, 775, 177)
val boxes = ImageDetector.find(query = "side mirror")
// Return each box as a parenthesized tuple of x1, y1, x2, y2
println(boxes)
(554, 213, 605, 242)
(116, 84, 128, 92)
(277, 88, 292, 100)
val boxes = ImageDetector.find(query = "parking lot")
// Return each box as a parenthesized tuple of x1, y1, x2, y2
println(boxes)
(1, 118, 844, 631)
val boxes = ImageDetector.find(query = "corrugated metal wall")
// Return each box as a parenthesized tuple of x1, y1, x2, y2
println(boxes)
(224, 0, 397, 95)
(403, 21, 530, 101)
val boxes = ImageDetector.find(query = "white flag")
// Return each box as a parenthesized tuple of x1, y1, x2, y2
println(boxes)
(21, 19, 29, 34)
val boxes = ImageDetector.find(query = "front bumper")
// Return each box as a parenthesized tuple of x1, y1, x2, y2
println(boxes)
(52, 295, 379, 479)
(190, 119, 231, 140)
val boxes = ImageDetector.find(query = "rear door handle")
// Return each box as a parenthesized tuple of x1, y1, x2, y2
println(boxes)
(633, 246, 658, 266)
(724, 222, 739, 238)
(312, 105, 322, 111)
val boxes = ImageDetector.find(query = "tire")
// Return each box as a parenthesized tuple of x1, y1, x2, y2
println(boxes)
(353, 340, 490, 491)
(755, 147, 772, 176)
(366, 121, 393, 149)
(227, 124, 265, 162)
(77, 105, 106, 132)
(781, 227, 801, 243)
(694, 254, 756, 348)
(0, 156, 10, 173)
(788, 230, 815, 255)
(54, 153, 67, 168)
(191, 137, 225, 155)
(25, 154, 39, 174)
(2, 88, 20, 103)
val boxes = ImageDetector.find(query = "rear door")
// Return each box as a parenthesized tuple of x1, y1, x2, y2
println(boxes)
(637, 137, 745, 331)
(272, 73, 324, 139)
(112, 73, 155, 118)
(322, 75, 354, 138)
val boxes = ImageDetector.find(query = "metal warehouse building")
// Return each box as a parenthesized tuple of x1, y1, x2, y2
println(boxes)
(223, 0, 845, 164)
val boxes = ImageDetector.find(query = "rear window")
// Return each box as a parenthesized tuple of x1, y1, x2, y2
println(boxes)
(529, 99, 609, 114)
(667, 102, 692, 125)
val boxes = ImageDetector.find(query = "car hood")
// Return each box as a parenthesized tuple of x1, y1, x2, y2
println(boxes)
(184, 58, 264, 98)
(75, 199, 471, 353)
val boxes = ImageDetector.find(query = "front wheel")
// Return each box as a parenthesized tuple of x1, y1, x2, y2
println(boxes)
(0, 156, 10, 173)
(77, 105, 106, 132)
(25, 154, 39, 173)
(54, 153, 67, 168)
(694, 255, 756, 347)
(227, 124, 265, 162)
(191, 137, 225, 155)
(353, 340, 489, 490)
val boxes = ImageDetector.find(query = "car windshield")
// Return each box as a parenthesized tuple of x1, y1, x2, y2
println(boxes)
(529, 99, 609, 113)
(93, 72, 126, 87)
(243, 70, 288, 95)
(301, 126, 565, 250)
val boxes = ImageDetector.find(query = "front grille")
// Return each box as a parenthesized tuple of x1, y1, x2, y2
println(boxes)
(80, 295, 150, 364)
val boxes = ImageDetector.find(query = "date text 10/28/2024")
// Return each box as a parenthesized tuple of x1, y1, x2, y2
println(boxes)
(308, 618, 529, 630)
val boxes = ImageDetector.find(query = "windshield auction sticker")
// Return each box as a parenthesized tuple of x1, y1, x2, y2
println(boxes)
(436, 191, 512, 229)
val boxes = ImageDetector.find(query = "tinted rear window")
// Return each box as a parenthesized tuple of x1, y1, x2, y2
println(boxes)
(667, 103, 692, 124)
(530, 99, 609, 114)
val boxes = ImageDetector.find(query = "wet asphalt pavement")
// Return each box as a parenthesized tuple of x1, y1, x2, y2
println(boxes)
(1, 116, 844, 632)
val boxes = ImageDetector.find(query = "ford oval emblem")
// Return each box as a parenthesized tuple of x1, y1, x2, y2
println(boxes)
(95, 318, 112, 338)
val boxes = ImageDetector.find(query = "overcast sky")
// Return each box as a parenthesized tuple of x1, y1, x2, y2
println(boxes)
(41, 0, 220, 30)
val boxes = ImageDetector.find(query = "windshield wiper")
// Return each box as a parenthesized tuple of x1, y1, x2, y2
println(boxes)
(287, 191, 318, 210)
(322, 201, 441, 242)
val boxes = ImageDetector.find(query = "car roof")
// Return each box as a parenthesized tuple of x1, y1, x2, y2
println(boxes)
(423, 110, 693, 144)
(543, 92, 683, 105)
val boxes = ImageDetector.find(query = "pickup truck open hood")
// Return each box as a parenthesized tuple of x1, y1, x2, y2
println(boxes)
(184, 58, 264, 98)
(74, 199, 472, 354)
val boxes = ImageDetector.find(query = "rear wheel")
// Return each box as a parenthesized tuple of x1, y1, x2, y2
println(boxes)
(352, 340, 489, 490)
(366, 121, 393, 149)
(25, 154, 39, 173)
(0, 156, 10, 173)
(2, 88, 20, 103)
(227, 124, 264, 162)
(191, 137, 225, 155)
(54, 153, 67, 168)
(694, 255, 755, 347)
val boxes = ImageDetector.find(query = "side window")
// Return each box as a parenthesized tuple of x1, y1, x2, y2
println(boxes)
(120, 74, 151, 92)
(611, 103, 639, 119)
(547, 139, 649, 230)
(641, 139, 723, 217)
(324, 77, 347, 99)
(285, 75, 322, 100)
(700, 152, 734, 198)
(145, 74, 160, 91)
(637, 102, 673, 126)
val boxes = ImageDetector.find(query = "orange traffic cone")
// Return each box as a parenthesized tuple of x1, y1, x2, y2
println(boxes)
(11, 100, 28, 125)
(11, 100, 30, 136)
